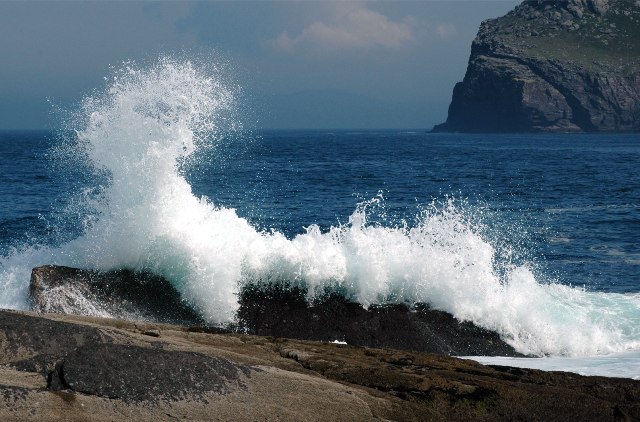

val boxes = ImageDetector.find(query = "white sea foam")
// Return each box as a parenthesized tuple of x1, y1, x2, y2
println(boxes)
(1, 58, 639, 359)
(466, 350, 640, 380)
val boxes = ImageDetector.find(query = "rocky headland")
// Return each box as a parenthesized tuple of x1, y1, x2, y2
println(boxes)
(433, 0, 640, 133)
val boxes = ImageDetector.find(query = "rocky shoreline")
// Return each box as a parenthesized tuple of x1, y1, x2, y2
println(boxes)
(30, 265, 523, 357)
(0, 309, 638, 421)
(0, 265, 635, 420)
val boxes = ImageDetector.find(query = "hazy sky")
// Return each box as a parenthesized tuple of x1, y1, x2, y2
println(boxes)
(0, 1, 519, 130)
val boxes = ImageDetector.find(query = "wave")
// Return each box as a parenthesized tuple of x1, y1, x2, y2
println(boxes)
(1, 57, 639, 357)
(545, 204, 640, 214)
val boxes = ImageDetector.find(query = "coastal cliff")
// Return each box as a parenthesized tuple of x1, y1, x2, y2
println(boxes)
(433, 0, 640, 133)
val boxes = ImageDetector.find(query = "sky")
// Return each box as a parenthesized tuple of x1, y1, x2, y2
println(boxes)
(0, 1, 519, 130)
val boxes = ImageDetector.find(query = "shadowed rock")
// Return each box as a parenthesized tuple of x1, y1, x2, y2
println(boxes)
(237, 284, 523, 357)
(30, 265, 203, 325)
(30, 265, 522, 356)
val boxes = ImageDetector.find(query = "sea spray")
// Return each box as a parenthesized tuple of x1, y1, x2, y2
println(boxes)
(1, 58, 639, 357)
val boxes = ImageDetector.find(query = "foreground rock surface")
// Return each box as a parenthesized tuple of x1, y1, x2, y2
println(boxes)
(434, 0, 640, 133)
(0, 309, 639, 421)
(30, 265, 521, 356)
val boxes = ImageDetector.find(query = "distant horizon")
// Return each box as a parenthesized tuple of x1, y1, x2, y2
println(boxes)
(0, 122, 446, 133)
(0, 1, 519, 131)
(0, 127, 436, 133)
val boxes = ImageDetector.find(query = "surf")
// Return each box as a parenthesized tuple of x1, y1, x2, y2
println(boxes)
(1, 57, 639, 359)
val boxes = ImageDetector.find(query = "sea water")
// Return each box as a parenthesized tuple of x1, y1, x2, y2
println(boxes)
(1, 58, 639, 378)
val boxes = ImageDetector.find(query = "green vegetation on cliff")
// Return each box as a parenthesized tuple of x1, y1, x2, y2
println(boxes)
(435, 0, 640, 133)
(495, 0, 640, 73)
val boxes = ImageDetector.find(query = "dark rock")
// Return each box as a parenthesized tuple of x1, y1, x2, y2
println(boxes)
(142, 329, 160, 337)
(0, 310, 109, 363)
(237, 284, 523, 356)
(30, 265, 522, 356)
(30, 265, 204, 325)
(49, 343, 251, 403)
(434, 0, 640, 133)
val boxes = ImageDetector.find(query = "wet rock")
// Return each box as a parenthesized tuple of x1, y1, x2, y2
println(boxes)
(30, 265, 203, 325)
(237, 285, 523, 357)
(30, 265, 522, 356)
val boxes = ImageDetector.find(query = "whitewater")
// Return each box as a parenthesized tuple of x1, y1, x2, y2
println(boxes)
(1, 58, 639, 370)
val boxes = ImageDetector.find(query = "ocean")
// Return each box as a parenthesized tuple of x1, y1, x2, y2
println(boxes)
(1, 59, 639, 379)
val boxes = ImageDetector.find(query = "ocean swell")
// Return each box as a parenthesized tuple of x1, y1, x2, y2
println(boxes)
(1, 58, 639, 357)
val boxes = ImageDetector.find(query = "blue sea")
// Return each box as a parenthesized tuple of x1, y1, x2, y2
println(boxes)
(1, 59, 639, 378)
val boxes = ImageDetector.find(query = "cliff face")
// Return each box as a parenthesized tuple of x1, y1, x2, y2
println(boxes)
(434, 0, 640, 133)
